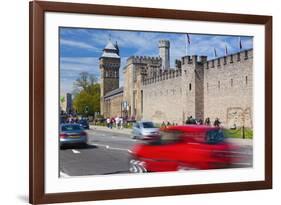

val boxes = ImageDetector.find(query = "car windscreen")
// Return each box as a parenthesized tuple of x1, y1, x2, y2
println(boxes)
(142, 122, 155, 128)
(61, 125, 82, 132)
(148, 131, 182, 145)
(205, 129, 225, 144)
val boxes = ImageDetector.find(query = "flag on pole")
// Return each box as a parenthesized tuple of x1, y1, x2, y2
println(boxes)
(239, 37, 243, 50)
(214, 48, 217, 57)
(224, 43, 228, 56)
(186, 34, 191, 45)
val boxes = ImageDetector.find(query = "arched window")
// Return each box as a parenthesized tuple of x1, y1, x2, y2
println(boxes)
(245, 76, 248, 85)
(218, 81, 220, 89)
(189, 83, 192, 91)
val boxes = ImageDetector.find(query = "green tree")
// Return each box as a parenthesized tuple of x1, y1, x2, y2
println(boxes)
(72, 72, 100, 116)
(60, 96, 65, 104)
(74, 72, 97, 92)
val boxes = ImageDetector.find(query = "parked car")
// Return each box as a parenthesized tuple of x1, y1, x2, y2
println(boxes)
(132, 121, 160, 140)
(59, 123, 88, 148)
(129, 125, 246, 173)
(78, 119, 90, 129)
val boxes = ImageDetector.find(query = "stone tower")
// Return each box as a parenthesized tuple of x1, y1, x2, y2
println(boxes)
(99, 40, 120, 115)
(159, 40, 170, 70)
(181, 55, 207, 121)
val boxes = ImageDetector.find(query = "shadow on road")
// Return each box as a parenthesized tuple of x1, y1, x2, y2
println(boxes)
(60, 144, 98, 150)
(103, 170, 130, 175)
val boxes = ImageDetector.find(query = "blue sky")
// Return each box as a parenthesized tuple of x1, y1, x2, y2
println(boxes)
(60, 27, 253, 95)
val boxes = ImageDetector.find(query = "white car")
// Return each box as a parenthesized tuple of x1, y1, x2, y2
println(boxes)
(132, 121, 160, 140)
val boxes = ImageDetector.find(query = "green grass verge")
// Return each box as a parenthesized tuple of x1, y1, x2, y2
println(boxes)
(223, 128, 253, 139)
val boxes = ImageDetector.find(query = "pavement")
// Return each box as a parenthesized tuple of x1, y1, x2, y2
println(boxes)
(90, 125, 132, 135)
(225, 138, 253, 146)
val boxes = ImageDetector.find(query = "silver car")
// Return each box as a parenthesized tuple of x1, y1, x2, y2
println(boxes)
(132, 121, 160, 140)
(59, 123, 88, 148)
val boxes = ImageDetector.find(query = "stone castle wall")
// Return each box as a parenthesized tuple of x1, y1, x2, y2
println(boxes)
(141, 49, 253, 128)
(203, 49, 253, 128)
(103, 94, 123, 118)
(142, 73, 183, 124)
(123, 56, 162, 120)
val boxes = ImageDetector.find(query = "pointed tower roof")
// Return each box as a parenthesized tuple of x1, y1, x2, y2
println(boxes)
(101, 40, 120, 58)
(104, 41, 117, 50)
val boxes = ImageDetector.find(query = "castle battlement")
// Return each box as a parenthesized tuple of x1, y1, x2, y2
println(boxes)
(181, 55, 208, 65)
(126, 55, 162, 65)
(159, 40, 170, 48)
(203, 49, 253, 69)
(142, 68, 182, 86)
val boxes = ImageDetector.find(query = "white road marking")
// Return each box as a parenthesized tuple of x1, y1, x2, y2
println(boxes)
(91, 143, 109, 148)
(71, 149, 80, 154)
(107, 147, 130, 152)
(90, 143, 132, 153)
(60, 171, 70, 177)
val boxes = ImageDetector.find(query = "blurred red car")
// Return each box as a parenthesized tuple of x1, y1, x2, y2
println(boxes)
(129, 125, 245, 173)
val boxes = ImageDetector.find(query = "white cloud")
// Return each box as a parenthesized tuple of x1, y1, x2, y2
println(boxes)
(60, 39, 99, 51)
(60, 57, 100, 94)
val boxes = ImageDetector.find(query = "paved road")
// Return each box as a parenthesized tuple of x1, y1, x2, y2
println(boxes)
(59, 127, 253, 177)
(59, 128, 136, 176)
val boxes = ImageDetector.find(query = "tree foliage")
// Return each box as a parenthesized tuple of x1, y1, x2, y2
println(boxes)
(74, 72, 97, 92)
(72, 72, 100, 116)
(60, 96, 65, 104)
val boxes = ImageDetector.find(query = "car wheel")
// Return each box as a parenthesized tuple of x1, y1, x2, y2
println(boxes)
(129, 159, 147, 173)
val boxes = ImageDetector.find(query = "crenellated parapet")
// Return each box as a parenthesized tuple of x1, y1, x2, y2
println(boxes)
(181, 55, 208, 65)
(142, 68, 182, 86)
(126, 55, 162, 66)
(203, 49, 253, 69)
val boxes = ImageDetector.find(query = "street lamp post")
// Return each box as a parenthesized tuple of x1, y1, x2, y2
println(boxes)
(84, 105, 89, 118)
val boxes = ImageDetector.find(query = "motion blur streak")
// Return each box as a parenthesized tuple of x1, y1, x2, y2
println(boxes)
(129, 125, 252, 173)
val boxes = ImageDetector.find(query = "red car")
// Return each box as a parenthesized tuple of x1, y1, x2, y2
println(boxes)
(129, 125, 245, 173)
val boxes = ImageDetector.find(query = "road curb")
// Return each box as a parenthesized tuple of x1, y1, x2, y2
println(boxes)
(90, 125, 132, 135)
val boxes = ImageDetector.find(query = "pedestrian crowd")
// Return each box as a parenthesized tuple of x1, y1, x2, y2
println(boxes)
(160, 116, 221, 128)
(106, 116, 124, 129)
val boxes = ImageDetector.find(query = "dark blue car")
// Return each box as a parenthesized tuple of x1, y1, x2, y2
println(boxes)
(78, 119, 90, 129)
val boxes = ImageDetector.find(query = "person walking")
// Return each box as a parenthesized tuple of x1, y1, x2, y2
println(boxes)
(115, 116, 119, 129)
(205, 117, 210, 126)
(106, 118, 110, 128)
(119, 117, 123, 129)
(214, 118, 221, 127)
(109, 118, 113, 129)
